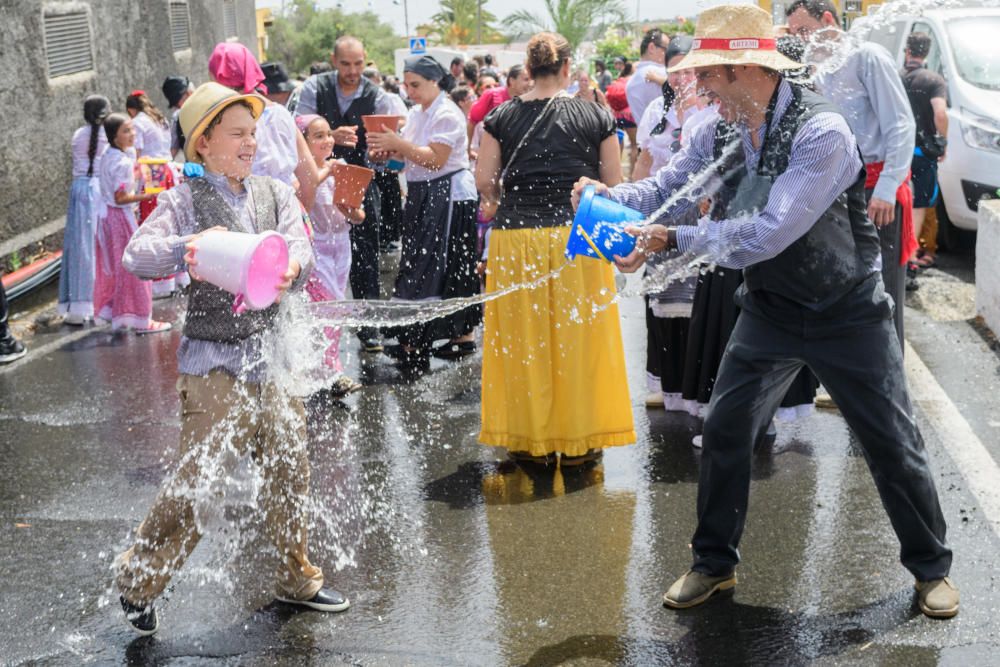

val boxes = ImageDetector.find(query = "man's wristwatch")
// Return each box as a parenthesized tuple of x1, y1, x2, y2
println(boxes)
(666, 226, 678, 251)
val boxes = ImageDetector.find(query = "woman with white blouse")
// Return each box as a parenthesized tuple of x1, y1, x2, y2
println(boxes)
(368, 55, 481, 368)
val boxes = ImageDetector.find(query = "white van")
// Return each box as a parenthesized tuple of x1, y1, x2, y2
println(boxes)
(863, 8, 1000, 244)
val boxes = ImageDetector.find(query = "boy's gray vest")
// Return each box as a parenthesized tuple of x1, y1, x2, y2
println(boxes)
(183, 177, 281, 342)
(713, 83, 880, 311)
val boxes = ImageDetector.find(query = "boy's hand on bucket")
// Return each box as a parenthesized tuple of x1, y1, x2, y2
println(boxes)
(275, 259, 301, 301)
(183, 226, 229, 280)
(571, 178, 609, 211)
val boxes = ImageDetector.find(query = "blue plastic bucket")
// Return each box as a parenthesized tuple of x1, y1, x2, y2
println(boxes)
(565, 185, 644, 262)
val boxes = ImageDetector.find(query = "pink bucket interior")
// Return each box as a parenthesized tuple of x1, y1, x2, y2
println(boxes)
(243, 234, 289, 309)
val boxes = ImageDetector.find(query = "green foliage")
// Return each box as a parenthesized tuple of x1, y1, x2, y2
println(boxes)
(593, 29, 637, 63)
(419, 0, 506, 45)
(267, 0, 405, 75)
(503, 0, 628, 51)
(663, 20, 696, 36)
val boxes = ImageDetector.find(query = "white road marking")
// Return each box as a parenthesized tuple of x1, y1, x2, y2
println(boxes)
(0, 326, 101, 375)
(905, 341, 1000, 539)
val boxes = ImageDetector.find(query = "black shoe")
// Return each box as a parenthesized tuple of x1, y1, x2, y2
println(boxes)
(384, 344, 430, 367)
(432, 340, 476, 360)
(0, 335, 26, 364)
(276, 587, 350, 612)
(754, 422, 777, 453)
(120, 595, 158, 636)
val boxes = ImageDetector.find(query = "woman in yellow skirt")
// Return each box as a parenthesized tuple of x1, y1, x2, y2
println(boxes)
(475, 32, 636, 463)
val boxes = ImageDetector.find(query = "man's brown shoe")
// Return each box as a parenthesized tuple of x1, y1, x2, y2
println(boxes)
(915, 577, 959, 618)
(662, 570, 737, 609)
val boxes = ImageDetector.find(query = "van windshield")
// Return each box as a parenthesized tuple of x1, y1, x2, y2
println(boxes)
(947, 17, 1000, 90)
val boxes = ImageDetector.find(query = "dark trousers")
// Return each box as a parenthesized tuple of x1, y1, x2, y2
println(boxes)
(350, 181, 383, 338)
(691, 301, 951, 582)
(375, 169, 402, 247)
(0, 279, 12, 341)
(868, 188, 906, 348)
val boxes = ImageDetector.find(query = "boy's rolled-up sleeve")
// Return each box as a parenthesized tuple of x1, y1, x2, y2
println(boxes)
(122, 190, 190, 279)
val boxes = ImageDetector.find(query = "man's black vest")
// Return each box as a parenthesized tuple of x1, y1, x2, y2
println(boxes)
(314, 72, 379, 166)
(712, 84, 880, 312)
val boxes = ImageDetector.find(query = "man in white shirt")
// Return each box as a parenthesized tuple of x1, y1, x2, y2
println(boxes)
(788, 0, 916, 348)
(625, 28, 669, 122)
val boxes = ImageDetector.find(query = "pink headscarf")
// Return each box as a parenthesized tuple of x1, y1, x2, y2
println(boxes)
(295, 114, 322, 135)
(208, 42, 267, 94)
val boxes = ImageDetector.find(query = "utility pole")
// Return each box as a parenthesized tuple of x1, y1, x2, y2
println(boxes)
(477, 0, 482, 44)
(404, 0, 410, 37)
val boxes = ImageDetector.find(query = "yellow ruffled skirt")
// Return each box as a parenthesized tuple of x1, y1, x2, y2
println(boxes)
(479, 226, 636, 457)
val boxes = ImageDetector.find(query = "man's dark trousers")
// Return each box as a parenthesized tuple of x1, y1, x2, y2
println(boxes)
(690, 282, 952, 582)
(350, 181, 383, 340)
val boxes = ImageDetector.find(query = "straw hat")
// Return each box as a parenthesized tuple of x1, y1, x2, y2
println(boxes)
(179, 81, 266, 162)
(667, 5, 803, 73)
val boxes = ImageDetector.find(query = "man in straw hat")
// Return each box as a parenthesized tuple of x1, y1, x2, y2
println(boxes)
(573, 4, 957, 618)
(116, 82, 349, 636)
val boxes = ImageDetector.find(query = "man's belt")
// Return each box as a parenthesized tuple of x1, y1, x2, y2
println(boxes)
(865, 161, 917, 266)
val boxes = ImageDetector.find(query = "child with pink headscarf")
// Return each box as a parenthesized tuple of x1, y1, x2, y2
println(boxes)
(297, 113, 365, 396)
(208, 42, 323, 211)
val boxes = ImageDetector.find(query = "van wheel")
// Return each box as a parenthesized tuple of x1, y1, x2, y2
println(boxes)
(935, 201, 974, 253)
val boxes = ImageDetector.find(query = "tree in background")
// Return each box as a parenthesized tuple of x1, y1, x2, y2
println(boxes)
(593, 28, 637, 64)
(503, 0, 628, 51)
(267, 0, 404, 75)
(419, 0, 506, 45)
(663, 18, 696, 36)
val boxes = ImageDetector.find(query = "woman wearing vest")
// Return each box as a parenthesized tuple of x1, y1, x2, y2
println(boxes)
(367, 55, 481, 368)
(577, 5, 956, 619)
(115, 83, 348, 636)
(475, 32, 635, 466)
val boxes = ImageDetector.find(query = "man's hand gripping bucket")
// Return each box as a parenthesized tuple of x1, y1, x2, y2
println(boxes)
(565, 185, 644, 262)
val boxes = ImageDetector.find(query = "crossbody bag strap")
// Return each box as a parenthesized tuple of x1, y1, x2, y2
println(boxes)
(500, 92, 569, 183)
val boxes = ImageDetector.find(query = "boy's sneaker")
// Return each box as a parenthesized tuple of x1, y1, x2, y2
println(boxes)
(276, 587, 350, 612)
(0, 336, 26, 364)
(120, 595, 158, 635)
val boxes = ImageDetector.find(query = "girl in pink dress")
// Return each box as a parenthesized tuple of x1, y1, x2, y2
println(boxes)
(93, 113, 171, 334)
(297, 114, 364, 395)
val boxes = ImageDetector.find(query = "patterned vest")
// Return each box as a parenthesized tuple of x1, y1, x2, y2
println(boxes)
(713, 84, 880, 312)
(182, 177, 281, 342)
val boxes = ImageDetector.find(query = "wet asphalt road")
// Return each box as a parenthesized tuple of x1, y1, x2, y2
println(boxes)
(1, 249, 999, 666)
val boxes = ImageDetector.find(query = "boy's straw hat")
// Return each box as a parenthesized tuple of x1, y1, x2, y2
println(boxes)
(668, 5, 803, 73)
(179, 82, 265, 162)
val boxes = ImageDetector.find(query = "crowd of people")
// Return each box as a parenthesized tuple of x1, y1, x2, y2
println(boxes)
(2, 0, 961, 635)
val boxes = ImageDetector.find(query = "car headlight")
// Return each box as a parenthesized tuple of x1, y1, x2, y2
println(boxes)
(961, 108, 1000, 153)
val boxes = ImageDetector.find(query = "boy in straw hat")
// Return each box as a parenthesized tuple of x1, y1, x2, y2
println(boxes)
(573, 4, 957, 618)
(117, 82, 348, 635)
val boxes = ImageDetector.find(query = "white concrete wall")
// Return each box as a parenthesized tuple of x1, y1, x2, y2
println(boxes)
(975, 200, 1000, 335)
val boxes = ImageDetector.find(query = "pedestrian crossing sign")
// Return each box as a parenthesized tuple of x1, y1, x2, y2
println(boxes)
(409, 37, 427, 54)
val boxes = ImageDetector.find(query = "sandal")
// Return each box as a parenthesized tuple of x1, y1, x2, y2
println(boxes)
(432, 340, 476, 359)
(915, 254, 936, 269)
(136, 320, 172, 335)
(329, 374, 363, 397)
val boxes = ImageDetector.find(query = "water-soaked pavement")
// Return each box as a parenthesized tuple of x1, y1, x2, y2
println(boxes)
(1, 249, 999, 666)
